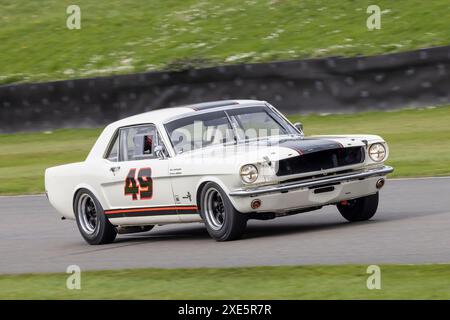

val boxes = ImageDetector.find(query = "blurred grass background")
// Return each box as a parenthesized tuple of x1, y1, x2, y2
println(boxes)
(1, 106, 449, 195)
(0, 0, 449, 84)
(1, 264, 450, 299)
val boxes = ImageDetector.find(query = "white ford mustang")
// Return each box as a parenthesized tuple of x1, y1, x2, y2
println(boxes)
(45, 100, 393, 244)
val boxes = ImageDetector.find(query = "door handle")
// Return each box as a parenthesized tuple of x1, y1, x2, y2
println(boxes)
(110, 166, 121, 173)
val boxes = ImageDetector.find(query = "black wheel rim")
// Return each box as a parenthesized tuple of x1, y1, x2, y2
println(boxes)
(204, 188, 225, 230)
(78, 194, 98, 234)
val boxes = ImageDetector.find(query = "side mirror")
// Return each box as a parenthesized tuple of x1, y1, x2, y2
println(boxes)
(154, 145, 166, 159)
(294, 122, 303, 133)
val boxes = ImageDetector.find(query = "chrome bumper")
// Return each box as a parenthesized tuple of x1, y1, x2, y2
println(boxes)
(229, 166, 394, 197)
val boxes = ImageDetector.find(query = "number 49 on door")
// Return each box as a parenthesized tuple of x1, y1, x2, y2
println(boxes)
(124, 168, 153, 200)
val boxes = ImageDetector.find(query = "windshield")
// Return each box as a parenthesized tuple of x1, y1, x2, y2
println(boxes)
(164, 106, 296, 154)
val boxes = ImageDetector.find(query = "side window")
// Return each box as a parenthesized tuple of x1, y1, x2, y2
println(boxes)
(105, 133, 119, 162)
(119, 124, 162, 161)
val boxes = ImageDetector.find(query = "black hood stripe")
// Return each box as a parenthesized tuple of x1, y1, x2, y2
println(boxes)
(278, 138, 343, 155)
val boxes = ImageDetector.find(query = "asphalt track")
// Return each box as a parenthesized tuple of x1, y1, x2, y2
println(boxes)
(1, 177, 449, 274)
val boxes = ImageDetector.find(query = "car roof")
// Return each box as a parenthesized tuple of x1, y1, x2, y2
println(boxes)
(87, 99, 268, 161)
(109, 99, 266, 129)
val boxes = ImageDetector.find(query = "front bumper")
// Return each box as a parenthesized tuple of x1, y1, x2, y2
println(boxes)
(228, 166, 394, 213)
(230, 166, 393, 196)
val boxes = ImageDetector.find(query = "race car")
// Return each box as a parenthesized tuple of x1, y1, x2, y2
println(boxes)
(45, 99, 393, 244)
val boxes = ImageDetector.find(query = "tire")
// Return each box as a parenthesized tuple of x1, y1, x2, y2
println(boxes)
(74, 189, 117, 245)
(200, 182, 247, 241)
(337, 192, 379, 222)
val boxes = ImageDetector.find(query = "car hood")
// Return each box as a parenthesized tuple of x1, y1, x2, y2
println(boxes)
(175, 135, 369, 164)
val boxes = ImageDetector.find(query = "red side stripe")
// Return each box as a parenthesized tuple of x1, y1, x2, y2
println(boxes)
(104, 206, 198, 215)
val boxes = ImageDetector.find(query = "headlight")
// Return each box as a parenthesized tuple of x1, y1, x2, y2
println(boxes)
(368, 143, 386, 162)
(240, 164, 258, 184)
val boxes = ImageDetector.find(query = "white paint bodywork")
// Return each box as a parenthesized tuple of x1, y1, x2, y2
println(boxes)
(45, 100, 391, 227)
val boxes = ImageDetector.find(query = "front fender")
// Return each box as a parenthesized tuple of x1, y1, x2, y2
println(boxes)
(194, 175, 241, 209)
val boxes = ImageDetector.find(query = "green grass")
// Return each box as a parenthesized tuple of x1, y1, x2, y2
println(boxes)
(0, 128, 101, 194)
(1, 264, 450, 299)
(0, 0, 449, 84)
(1, 106, 449, 195)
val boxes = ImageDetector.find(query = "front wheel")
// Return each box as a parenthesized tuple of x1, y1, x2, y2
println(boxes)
(74, 189, 117, 245)
(337, 193, 379, 222)
(200, 182, 247, 241)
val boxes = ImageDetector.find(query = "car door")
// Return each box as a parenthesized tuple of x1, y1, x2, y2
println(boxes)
(101, 124, 178, 220)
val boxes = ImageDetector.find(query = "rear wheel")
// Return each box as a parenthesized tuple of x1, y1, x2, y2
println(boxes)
(74, 189, 117, 245)
(337, 193, 379, 222)
(200, 182, 247, 241)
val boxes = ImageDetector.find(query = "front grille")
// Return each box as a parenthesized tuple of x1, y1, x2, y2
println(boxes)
(276, 146, 365, 176)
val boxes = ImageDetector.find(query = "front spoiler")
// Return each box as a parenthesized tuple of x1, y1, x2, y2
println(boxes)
(229, 165, 394, 197)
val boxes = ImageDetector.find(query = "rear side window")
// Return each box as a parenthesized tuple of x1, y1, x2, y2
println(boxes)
(105, 133, 119, 162)
(119, 124, 159, 161)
